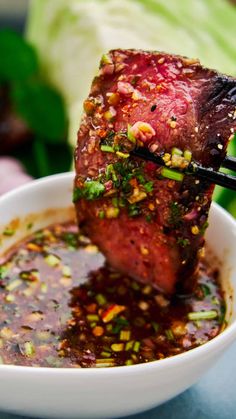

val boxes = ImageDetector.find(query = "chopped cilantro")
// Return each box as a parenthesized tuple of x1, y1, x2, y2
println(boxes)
(144, 181, 154, 193)
(219, 302, 226, 324)
(177, 237, 190, 247)
(84, 181, 105, 200)
(200, 221, 209, 235)
(73, 187, 83, 202)
(98, 210, 105, 219)
(201, 284, 211, 297)
(63, 232, 78, 248)
(73, 181, 105, 202)
(112, 317, 129, 334)
(128, 204, 140, 217)
(145, 214, 152, 223)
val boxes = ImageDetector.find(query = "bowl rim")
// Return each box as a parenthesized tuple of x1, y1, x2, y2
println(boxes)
(0, 172, 235, 376)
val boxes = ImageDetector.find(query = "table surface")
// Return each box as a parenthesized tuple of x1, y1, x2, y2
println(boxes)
(0, 338, 234, 419)
(0, 12, 236, 419)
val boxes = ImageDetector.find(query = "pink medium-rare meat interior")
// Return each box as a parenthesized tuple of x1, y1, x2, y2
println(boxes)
(74, 49, 236, 294)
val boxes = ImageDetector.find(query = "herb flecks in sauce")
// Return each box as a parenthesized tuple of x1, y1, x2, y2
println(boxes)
(0, 222, 225, 368)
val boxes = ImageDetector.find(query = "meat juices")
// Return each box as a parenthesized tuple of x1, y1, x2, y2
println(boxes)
(74, 49, 236, 294)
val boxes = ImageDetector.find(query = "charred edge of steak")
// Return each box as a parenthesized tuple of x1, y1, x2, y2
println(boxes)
(203, 76, 236, 110)
(197, 75, 236, 169)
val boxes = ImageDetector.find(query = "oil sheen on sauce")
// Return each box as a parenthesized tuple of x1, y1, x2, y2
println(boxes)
(0, 222, 226, 368)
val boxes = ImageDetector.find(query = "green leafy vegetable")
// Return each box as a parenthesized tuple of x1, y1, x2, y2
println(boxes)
(0, 28, 70, 178)
(0, 29, 38, 81)
(27, 0, 236, 216)
(12, 80, 67, 142)
(32, 138, 51, 177)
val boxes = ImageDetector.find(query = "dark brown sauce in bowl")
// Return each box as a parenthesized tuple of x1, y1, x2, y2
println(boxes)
(0, 222, 226, 368)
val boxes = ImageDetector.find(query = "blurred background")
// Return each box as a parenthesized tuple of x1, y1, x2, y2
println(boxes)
(0, 0, 235, 214)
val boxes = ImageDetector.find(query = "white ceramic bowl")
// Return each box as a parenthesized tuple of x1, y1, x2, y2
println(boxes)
(0, 172, 236, 419)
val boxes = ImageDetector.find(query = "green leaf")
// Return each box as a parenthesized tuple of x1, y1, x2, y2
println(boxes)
(0, 29, 38, 81)
(11, 80, 67, 142)
(32, 138, 51, 177)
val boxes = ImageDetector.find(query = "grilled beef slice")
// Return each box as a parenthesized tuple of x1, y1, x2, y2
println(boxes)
(74, 49, 236, 294)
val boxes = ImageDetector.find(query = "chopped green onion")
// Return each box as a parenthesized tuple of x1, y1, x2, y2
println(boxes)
(101, 54, 112, 65)
(62, 265, 71, 277)
(184, 150, 192, 162)
(125, 359, 133, 366)
(161, 167, 184, 182)
(3, 228, 15, 236)
(131, 281, 140, 291)
(125, 340, 134, 351)
(131, 353, 138, 362)
(165, 329, 175, 341)
(105, 164, 117, 181)
(211, 296, 220, 305)
(171, 147, 182, 156)
(151, 322, 159, 333)
(133, 341, 141, 352)
(112, 197, 119, 207)
(44, 254, 61, 267)
(0, 266, 8, 279)
(86, 314, 99, 322)
(6, 279, 22, 291)
(5, 294, 15, 303)
(95, 293, 107, 306)
(106, 324, 113, 332)
(111, 343, 124, 352)
(187, 310, 218, 321)
(127, 124, 136, 144)
(23, 341, 35, 357)
(116, 151, 130, 159)
(100, 351, 111, 358)
(120, 330, 131, 341)
(100, 145, 115, 153)
(96, 358, 115, 368)
(41, 282, 48, 293)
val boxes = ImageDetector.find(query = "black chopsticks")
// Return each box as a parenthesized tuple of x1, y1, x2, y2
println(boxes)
(222, 156, 236, 171)
(131, 148, 236, 191)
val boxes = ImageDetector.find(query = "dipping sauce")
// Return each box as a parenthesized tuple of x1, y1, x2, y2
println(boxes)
(0, 222, 226, 368)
